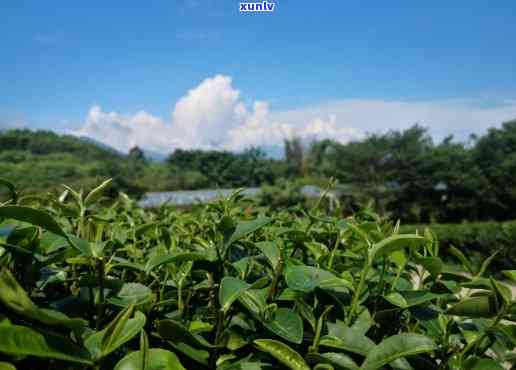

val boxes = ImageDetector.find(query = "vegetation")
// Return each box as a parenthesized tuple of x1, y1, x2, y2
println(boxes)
(0, 179, 515, 369)
(0, 130, 145, 197)
(401, 220, 516, 274)
(2, 118, 516, 223)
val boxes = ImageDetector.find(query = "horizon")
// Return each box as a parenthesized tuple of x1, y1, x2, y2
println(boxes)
(2, 1, 516, 154)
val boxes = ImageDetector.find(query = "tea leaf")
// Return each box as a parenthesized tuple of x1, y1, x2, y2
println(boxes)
(157, 319, 217, 348)
(0, 362, 16, 370)
(417, 256, 443, 279)
(285, 265, 353, 293)
(254, 339, 310, 370)
(263, 308, 304, 344)
(322, 322, 375, 356)
(109, 282, 155, 308)
(446, 295, 499, 318)
(0, 206, 66, 237)
(219, 277, 251, 313)
(0, 179, 17, 204)
(307, 352, 359, 370)
(368, 234, 426, 264)
(360, 333, 435, 370)
(85, 306, 146, 359)
(114, 348, 186, 370)
(0, 325, 92, 365)
(0, 268, 87, 333)
(84, 178, 112, 206)
(225, 216, 273, 248)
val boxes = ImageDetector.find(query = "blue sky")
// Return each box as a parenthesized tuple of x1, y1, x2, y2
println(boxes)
(2, 1, 516, 153)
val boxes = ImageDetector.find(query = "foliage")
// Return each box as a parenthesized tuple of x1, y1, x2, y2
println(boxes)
(0, 179, 515, 369)
(402, 219, 516, 272)
(0, 130, 145, 198)
(472, 120, 516, 219)
(2, 119, 516, 223)
(166, 147, 280, 189)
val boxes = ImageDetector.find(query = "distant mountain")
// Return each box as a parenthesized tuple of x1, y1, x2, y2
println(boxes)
(0, 129, 124, 161)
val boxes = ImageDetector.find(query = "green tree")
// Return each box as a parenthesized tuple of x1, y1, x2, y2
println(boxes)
(473, 119, 516, 219)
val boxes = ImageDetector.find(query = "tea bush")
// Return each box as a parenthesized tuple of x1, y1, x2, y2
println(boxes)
(0, 179, 515, 370)
(402, 220, 516, 272)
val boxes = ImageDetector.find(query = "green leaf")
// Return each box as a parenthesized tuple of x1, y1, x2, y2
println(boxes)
(0, 206, 66, 237)
(463, 357, 505, 370)
(368, 234, 426, 264)
(140, 330, 149, 369)
(114, 348, 186, 370)
(84, 178, 112, 206)
(417, 256, 443, 279)
(218, 215, 237, 240)
(389, 251, 407, 270)
(360, 333, 436, 370)
(219, 277, 251, 313)
(263, 308, 304, 344)
(255, 241, 281, 268)
(311, 305, 334, 351)
(490, 277, 512, 307)
(0, 362, 16, 370)
(476, 249, 501, 277)
(225, 217, 272, 247)
(0, 206, 92, 256)
(321, 327, 375, 356)
(238, 288, 267, 316)
(351, 309, 373, 335)
(135, 222, 159, 239)
(322, 321, 376, 356)
(304, 241, 329, 261)
(307, 352, 359, 370)
(446, 295, 499, 318)
(144, 253, 208, 273)
(0, 325, 92, 365)
(38, 232, 69, 254)
(448, 246, 473, 274)
(168, 342, 209, 366)
(109, 282, 155, 308)
(157, 319, 217, 348)
(217, 358, 270, 370)
(0, 268, 87, 333)
(295, 298, 317, 332)
(0, 179, 17, 204)
(285, 265, 353, 293)
(503, 270, 516, 283)
(67, 234, 96, 257)
(254, 339, 310, 370)
(85, 306, 146, 359)
(384, 290, 442, 309)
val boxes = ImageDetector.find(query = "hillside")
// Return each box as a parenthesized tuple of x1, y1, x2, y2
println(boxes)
(0, 129, 144, 197)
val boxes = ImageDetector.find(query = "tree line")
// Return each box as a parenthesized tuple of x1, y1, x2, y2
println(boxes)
(1, 119, 516, 223)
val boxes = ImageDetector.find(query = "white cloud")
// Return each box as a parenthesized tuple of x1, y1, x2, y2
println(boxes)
(171, 75, 244, 148)
(73, 105, 179, 153)
(72, 74, 516, 154)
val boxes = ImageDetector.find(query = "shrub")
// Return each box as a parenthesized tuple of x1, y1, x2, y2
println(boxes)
(401, 220, 516, 271)
(0, 179, 515, 369)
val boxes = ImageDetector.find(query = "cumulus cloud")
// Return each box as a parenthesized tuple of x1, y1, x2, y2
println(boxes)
(171, 75, 245, 148)
(72, 74, 516, 154)
(73, 105, 178, 153)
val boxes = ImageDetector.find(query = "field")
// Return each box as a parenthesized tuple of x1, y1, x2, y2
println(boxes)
(0, 179, 515, 370)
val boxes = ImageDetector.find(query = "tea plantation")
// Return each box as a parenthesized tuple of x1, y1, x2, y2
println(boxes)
(0, 179, 515, 369)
